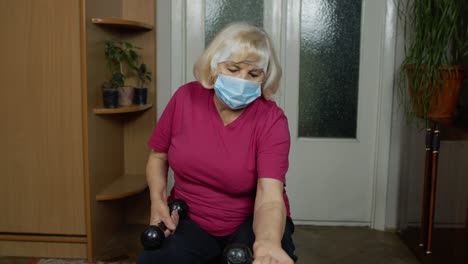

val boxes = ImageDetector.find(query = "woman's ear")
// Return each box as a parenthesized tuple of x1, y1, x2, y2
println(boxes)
(209, 73, 218, 86)
(261, 71, 268, 84)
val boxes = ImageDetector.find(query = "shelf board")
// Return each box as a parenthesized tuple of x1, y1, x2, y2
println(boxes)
(96, 174, 147, 201)
(93, 104, 152, 114)
(91, 17, 153, 30)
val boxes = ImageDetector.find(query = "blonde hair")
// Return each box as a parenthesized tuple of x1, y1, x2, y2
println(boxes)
(193, 22, 282, 98)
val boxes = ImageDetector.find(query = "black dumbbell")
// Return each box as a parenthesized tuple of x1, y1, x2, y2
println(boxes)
(140, 199, 189, 250)
(223, 243, 254, 264)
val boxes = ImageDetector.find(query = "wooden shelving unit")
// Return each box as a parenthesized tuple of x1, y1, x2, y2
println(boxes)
(85, 1, 156, 260)
(91, 17, 153, 30)
(96, 174, 147, 201)
(1, 0, 156, 261)
(93, 104, 152, 114)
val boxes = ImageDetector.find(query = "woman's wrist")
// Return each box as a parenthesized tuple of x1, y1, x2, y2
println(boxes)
(150, 195, 165, 202)
(253, 239, 281, 252)
(149, 189, 167, 203)
(253, 239, 293, 263)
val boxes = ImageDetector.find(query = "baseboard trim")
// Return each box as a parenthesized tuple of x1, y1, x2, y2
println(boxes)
(0, 240, 87, 259)
(292, 220, 370, 227)
(0, 234, 87, 243)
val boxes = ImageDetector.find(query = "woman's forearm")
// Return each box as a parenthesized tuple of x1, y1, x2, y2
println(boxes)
(253, 200, 286, 245)
(146, 151, 169, 203)
(253, 178, 287, 246)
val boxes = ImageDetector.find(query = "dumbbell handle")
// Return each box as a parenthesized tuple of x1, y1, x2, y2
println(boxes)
(154, 198, 189, 227)
(141, 199, 188, 250)
(154, 221, 167, 231)
(148, 206, 176, 233)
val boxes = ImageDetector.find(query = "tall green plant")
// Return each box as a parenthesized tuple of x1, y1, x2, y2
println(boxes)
(397, 0, 468, 124)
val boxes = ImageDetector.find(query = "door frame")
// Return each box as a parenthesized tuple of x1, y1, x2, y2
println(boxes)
(156, 0, 398, 230)
(369, 0, 397, 230)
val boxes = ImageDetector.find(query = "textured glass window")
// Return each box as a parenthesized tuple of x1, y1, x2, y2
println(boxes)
(299, 0, 362, 138)
(205, 0, 264, 47)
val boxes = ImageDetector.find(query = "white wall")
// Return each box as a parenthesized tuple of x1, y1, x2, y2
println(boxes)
(156, 0, 172, 119)
(385, 0, 407, 229)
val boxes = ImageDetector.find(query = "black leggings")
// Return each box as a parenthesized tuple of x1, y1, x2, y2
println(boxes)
(137, 215, 298, 264)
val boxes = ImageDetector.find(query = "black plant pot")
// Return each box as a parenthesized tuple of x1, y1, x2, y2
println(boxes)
(134, 87, 148, 105)
(103, 88, 119, 108)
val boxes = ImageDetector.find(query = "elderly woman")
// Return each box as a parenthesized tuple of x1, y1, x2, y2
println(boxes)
(138, 22, 297, 264)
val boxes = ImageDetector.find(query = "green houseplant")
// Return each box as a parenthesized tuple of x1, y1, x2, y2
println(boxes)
(103, 40, 141, 107)
(133, 63, 152, 105)
(398, 0, 468, 124)
(101, 72, 124, 108)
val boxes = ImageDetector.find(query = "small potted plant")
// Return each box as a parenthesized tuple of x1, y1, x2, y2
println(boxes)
(397, 0, 468, 124)
(103, 40, 141, 107)
(134, 63, 152, 105)
(101, 72, 125, 108)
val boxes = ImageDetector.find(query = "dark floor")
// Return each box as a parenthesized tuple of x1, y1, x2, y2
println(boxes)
(0, 225, 420, 264)
(293, 226, 420, 264)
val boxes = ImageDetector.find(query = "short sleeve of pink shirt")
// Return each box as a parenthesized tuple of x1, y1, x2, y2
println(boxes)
(147, 86, 179, 153)
(147, 81, 291, 236)
(256, 106, 290, 183)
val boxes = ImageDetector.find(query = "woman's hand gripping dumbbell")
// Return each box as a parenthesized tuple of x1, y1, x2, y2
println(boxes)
(140, 199, 189, 250)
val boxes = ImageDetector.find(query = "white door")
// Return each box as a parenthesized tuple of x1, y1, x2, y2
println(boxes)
(166, 0, 393, 228)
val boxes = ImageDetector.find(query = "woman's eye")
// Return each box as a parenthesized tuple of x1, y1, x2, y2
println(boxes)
(249, 73, 259, 78)
(228, 68, 239, 73)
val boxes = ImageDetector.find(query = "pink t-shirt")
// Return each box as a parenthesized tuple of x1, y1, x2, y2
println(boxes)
(148, 81, 291, 236)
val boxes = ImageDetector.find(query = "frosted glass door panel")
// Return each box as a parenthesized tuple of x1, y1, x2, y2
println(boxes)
(205, 0, 264, 46)
(299, 0, 362, 138)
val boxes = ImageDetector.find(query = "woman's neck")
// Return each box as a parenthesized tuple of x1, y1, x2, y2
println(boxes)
(213, 94, 244, 125)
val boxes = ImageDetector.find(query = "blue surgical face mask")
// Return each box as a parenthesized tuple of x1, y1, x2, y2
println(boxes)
(214, 74, 262, 109)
